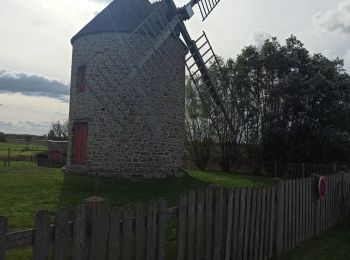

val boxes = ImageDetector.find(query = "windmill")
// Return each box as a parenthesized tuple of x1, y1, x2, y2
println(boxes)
(67, 0, 233, 177)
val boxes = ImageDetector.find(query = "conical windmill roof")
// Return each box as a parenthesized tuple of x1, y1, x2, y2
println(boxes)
(71, 0, 154, 44)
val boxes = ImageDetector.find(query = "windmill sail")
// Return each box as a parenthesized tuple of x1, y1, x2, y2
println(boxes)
(185, 31, 235, 137)
(194, 0, 222, 21)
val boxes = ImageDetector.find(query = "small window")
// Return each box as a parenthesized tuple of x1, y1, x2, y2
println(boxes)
(77, 65, 86, 92)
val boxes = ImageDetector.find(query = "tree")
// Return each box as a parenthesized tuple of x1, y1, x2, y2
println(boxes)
(232, 35, 350, 164)
(185, 35, 350, 171)
(0, 132, 6, 142)
(185, 78, 214, 170)
(48, 120, 68, 141)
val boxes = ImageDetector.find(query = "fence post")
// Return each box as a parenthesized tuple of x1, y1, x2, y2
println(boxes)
(273, 178, 284, 256)
(85, 196, 109, 260)
(0, 217, 6, 260)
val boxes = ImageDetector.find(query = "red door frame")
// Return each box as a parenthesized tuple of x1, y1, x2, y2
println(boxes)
(74, 123, 88, 164)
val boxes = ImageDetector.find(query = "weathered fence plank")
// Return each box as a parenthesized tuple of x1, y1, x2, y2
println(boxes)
(308, 178, 313, 239)
(237, 188, 247, 260)
(177, 194, 188, 260)
(33, 210, 51, 260)
(122, 206, 133, 260)
(243, 187, 252, 260)
(301, 179, 306, 242)
(268, 186, 275, 259)
(248, 188, 257, 260)
(146, 201, 157, 260)
(331, 176, 335, 226)
(312, 175, 320, 236)
(86, 197, 109, 260)
(108, 208, 122, 260)
(273, 178, 284, 255)
(187, 190, 196, 260)
(288, 180, 293, 250)
(224, 189, 234, 260)
(158, 198, 167, 260)
(205, 187, 213, 260)
(258, 187, 266, 260)
(195, 191, 205, 260)
(263, 188, 271, 260)
(306, 178, 310, 239)
(253, 188, 262, 260)
(292, 180, 297, 249)
(283, 181, 288, 251)
(135, 203, 145, 260)
(231, 188, 241, 260)
(72, 204, 87, 260)
(213, 187, 224, 260)
(295, 179, 300, 246)
(53, 208, 70, 260)
(0, 217, 6, 260)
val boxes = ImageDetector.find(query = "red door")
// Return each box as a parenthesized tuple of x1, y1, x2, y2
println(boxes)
(74, 123, 88, 164)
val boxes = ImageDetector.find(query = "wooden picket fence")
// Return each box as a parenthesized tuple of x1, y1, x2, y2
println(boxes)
(1, 174, 350, 260)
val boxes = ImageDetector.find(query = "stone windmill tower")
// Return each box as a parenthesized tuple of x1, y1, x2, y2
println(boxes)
(66, 0, 229, 178)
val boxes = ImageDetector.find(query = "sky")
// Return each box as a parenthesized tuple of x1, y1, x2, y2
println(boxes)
(0, 0, 350, 135)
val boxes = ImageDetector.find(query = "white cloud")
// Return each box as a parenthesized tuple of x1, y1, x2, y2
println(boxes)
(312, 0, 350, 34)
(0, 69, 70, 102)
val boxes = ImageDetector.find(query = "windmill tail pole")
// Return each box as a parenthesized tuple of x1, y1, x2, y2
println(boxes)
(189, 0, 200, 7)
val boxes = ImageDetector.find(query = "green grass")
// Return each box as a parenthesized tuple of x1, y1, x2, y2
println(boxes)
(189, 170, 270, 188)
(275, 227, 350, 260)
(0, 142, 47, 156)
(0, 163, 271, 231)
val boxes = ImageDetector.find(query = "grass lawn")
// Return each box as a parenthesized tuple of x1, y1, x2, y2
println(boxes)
(0, 162, 271, 231)
(275, 227, 350, 260)
(0, 142, 47, 156)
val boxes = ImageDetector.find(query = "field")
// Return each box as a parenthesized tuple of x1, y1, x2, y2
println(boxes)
(0, 162, 270, 231)
(0, 142, 47, 157)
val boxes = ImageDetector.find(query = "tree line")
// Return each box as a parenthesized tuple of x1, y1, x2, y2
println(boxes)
(185, 35, 350, 172)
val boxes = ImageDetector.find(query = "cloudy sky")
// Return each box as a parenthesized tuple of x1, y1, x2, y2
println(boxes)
(0, 0, 350, 134)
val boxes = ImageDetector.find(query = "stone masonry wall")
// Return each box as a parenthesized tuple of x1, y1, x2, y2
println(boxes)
(67, 32, 185, 178)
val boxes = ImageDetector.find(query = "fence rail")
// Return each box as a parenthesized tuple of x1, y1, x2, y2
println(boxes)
(1, 173, 350, 260)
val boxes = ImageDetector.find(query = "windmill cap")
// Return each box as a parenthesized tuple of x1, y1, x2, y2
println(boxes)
(71, 0, 156, 44)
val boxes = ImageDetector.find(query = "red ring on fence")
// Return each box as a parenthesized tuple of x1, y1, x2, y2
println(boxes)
(319, 176, 327, 200)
